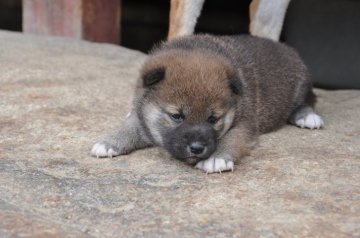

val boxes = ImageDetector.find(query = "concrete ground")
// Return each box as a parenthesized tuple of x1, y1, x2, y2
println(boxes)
(0, 30, 359, 237)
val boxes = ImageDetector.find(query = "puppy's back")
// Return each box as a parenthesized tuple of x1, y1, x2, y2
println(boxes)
(222, 35, 312, 132)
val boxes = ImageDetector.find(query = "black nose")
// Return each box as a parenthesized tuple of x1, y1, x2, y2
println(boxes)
(190, 142, 205, 155)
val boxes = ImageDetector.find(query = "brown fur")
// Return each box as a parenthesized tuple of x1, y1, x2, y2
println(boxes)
(140, 50, 235, 122)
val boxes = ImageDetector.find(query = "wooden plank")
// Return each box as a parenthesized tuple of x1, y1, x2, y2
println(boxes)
(82, 0, 121, 43)
(22, 0, 120, 44)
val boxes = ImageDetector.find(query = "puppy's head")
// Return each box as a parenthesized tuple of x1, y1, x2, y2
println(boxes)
(139, 50, 242, 164)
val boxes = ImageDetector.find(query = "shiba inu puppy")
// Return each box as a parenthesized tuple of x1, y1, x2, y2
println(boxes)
(91, 34, 324, 173)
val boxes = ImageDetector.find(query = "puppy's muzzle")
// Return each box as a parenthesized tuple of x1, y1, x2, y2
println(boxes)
(164, 122, 217, 162)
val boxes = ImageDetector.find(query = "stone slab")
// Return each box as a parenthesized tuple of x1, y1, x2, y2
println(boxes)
(0, 30, 359, 237)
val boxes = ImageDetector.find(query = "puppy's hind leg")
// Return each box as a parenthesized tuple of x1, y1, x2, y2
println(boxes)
(91, 111, 153, 158)
(289, 106, 324, 130)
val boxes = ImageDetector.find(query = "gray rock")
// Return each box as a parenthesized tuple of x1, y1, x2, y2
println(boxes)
(0, 30, 359, 237)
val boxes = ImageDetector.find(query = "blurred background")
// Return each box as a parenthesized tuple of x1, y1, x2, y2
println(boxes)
(1, 0, 359, 89)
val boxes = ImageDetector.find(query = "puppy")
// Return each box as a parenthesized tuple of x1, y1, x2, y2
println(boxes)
(91, 34, 324, 173)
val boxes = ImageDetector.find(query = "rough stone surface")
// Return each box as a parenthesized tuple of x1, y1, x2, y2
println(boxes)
(0, 30, 359, 237)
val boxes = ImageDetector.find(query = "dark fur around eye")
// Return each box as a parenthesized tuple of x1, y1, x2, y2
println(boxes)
(207, 115, 218, 124)
(170, 113, 185, 123)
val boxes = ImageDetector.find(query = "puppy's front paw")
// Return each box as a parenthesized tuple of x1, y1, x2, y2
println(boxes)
(91, 140, 121, 158)
(295, 112, 324, 130)
(195, 155, 234, 174)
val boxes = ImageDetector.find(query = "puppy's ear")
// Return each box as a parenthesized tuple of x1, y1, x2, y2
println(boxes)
(228, 71, 243, 96)
(142, 67, 166, 87)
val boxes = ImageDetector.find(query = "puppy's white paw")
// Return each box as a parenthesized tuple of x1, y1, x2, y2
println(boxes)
(195, 155, 234, 174)
(91, 142, 120, 158)
(295, 113, 324, 129)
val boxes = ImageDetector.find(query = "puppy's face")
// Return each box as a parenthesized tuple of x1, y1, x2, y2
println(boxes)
(139, 50, 242, 164)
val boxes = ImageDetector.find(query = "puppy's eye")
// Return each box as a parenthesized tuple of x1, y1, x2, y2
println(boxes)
(170, 113, 184, 123)
(207, 115, 218, 124)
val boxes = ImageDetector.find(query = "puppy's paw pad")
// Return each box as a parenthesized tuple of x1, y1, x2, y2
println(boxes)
(91, 142, 119, 158)
(195, 156, 234, 174)
(295, 113, 324, 129)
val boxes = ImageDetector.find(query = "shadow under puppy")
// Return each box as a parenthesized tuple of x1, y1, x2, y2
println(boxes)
(91, 34, 324, 173)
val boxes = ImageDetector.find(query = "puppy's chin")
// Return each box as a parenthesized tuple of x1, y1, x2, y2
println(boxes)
(170, 148, 214, 165)
(184, 157, 204, 165)
(172, 154, 204, 165)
